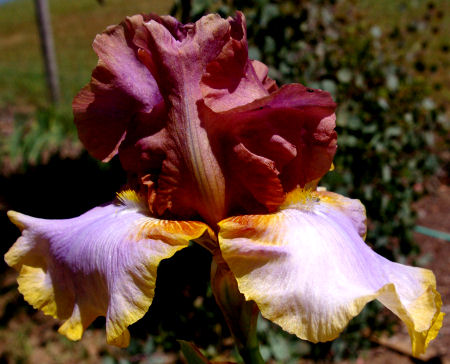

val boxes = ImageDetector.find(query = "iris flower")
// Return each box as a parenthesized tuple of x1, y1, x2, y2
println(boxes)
(6, 12, 443, 357)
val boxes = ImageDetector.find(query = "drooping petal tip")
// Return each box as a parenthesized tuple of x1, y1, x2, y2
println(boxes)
(218, 188, 443, 356)
(402, 270, 444, 356)
(5, 191, 212, 347)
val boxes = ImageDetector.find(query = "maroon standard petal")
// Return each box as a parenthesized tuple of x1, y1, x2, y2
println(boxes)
(201, 84, 337, 213)
(73, 14, 163, 161)
(73, 12, 337, 224)
(200, 13, 270, 112)
(136, 13, 243, 224)
(136, 12, 291, 222)
(251, 60, 278, 93)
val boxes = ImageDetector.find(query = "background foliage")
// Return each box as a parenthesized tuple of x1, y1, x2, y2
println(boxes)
(0, 0, 448, 362)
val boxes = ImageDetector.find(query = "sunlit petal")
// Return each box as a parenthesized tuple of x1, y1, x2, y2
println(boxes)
(250, 60, 278, 93)
(141, 13, 247, 223)
(73, 14, 163, 161)
(5, 191, 212, 347)
(200, 13, 269, 112)
(73, 12, 337, 222)
(218, 189, 443, 357)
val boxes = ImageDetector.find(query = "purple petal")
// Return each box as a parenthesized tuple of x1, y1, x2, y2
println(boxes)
(5, 191, 211, 347)
(218, 189, 443, 357)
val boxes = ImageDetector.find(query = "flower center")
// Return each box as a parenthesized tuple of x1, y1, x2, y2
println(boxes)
(280, 188, 320, 211)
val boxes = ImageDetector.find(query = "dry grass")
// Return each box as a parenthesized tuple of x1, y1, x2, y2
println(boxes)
(0, 0, 172, 109)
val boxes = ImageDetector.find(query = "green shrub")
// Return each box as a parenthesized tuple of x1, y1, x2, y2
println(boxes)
(1, 107, 79, 174)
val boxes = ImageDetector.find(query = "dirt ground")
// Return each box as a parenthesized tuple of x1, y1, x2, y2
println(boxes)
(351, 182, 450, 364)
(412, 183, 450, 363)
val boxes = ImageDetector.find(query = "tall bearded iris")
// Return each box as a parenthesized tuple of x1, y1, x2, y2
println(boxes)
(6, 12, 443, 359)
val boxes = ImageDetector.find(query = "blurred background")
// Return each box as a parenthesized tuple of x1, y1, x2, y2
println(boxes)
(0, 0, 449, 363)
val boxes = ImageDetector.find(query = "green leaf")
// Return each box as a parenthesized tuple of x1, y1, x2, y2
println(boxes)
(267, 331, 290, 361)
(337, 68, 352, 83)
(179, 341, 211, 364)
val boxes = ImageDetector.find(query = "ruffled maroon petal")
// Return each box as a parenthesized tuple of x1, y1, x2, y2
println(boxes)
(73, 15, 162, 161)
(200, 13, 269, 112)
(203, 84, 337, 211)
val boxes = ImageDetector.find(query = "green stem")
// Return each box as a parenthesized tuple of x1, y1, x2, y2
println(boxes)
(238, 344, 265, 364)
(230, 298, 264, 364)
(211, 255, 265, 364)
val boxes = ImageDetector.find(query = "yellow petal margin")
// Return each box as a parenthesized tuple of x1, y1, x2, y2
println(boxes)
(5, 190, 213, 347)
(218, 188, 443, 357)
